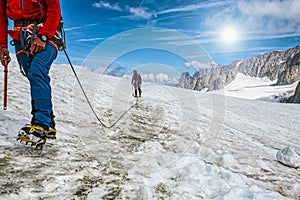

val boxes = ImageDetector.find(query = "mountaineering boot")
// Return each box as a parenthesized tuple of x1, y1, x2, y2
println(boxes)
(47, 127, 57, 139)
(30, 101, 57, 139)
(17, 124, 47, 149)
(48, 112, 57, 139)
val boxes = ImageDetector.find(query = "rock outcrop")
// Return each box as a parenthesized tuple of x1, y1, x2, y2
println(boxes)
(286, 81, 300, 103)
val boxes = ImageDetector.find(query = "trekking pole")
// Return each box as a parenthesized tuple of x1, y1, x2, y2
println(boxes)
(2, 56, 8, 110)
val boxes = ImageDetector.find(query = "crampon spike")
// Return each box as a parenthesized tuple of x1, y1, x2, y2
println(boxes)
(16, 129, 46, 150)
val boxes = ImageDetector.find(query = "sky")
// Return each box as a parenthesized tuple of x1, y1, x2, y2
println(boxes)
(55, 0, 300, 80)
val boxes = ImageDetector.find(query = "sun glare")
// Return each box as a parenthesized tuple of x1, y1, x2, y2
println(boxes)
(221, 27, 238, 43)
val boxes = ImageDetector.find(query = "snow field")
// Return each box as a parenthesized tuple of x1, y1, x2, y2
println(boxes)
(0, 56, 299, 199)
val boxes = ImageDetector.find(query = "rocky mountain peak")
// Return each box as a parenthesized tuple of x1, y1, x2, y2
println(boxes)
(179, 45, 300, 94)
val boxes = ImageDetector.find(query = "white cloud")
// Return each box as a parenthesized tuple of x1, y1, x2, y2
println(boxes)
(93, 1, 153, 20)
(156, 73, 169, 82)
(157, 1, 230, 15)
(237, 0, 300, 33)
(76, 37, 104, 42)
(64, 25, 83, 31)
(204, 6, 237, 28)
(125, 6, 153, 20)
(142, 73, 155, 82)
(93, 1, 122, 11)
(238, 0, 300, 21)
(185, 61, 212, 70)
(205, 0, 300, 28)
(240, 0, 300, 34)
(203, 0, 300, 43)
(141, 73, 178, 84)
(64, 23, 100, 31)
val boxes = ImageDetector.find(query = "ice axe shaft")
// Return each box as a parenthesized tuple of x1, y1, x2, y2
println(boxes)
(3, 56, 8, 110)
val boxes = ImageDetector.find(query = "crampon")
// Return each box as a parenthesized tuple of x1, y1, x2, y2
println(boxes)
(16, 124, 50, 149)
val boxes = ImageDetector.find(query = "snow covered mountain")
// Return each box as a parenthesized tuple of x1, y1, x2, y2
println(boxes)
(0, 55, 299, 199)
(179, 45, 300, 94)
(212, 73, 299, 102)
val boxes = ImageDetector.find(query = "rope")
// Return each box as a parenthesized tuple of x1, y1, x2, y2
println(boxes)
(63, 48, 137, 128)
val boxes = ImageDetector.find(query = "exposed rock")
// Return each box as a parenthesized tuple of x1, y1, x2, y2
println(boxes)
(276, 146, 300, 168)
(277, 65, 300, 85)
(287, 81, 300, 103)
(178, 72, 195, 89)
(178, 72, 189, 88)
(236, 50, 285, 80)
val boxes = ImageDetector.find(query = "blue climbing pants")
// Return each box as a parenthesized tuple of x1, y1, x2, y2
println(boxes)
(15, 40, 57, 130)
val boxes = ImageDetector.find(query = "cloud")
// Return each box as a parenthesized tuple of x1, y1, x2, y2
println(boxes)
(156, 73, 169, 82)
(157, 1, 230, 15)
(238, 0, 300, 21)
(185, 61, 212, 70)
(125, 6, 153, 20)
(204, 6, 238, 28)
(64, 26, 83, 31)
(124, 73, 177, 85)
(93, 1, 230, 21)
(203, 0, 300, 43)
(93, 1, 122, 11)
(64, 23, 100, 31)
(93, 1, 153, 20)
(76, 37, 104, 42)
(94, 1, 225, 21)
(140, 73, 178, 85)
(237, 0, 300, 32)
(142, 73, 155, 82)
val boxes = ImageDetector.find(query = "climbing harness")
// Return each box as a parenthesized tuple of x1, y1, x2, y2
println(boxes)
(12, 0, 66, 76)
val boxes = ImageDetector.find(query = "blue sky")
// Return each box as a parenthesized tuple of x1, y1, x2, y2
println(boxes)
(56, 0, 300, 80)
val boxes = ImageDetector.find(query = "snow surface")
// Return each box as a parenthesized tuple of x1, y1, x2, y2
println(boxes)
(0, 56, 299, 199)
(212, 73, 299, 101)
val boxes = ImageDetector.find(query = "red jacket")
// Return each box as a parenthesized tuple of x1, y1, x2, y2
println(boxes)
(0, 0, 61, 48)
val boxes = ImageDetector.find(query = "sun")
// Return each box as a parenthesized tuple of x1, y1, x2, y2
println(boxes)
(221, 27, 238, 43)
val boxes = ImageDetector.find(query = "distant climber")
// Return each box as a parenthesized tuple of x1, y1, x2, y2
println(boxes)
(131, 69, 142, 97)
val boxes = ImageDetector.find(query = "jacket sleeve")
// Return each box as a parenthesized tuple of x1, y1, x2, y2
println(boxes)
(0, 0, 8, 48)
(38, 0, 61, 39)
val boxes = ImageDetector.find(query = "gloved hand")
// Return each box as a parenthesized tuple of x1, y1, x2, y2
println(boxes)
(0, 47, 11, 66)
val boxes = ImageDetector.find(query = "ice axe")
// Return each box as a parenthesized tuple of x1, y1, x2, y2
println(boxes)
(2, 55, 8, 110)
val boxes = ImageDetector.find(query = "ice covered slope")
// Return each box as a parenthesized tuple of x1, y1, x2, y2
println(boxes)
(0, 56, 299, 199)
(212, 73, 299, 101)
